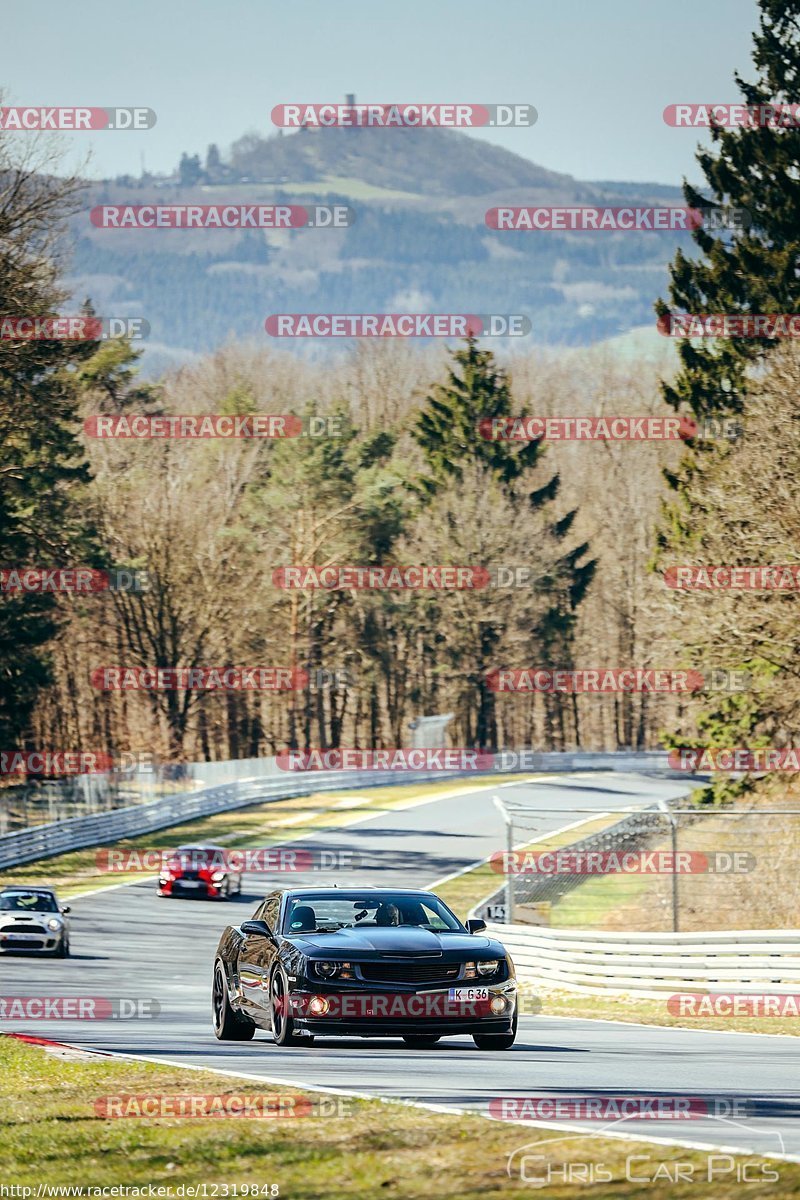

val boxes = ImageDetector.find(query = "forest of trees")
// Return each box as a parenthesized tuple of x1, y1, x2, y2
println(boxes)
(3, 0, 800, 775)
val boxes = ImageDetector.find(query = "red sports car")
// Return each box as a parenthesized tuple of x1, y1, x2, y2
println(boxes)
(157, 843, 242, 900)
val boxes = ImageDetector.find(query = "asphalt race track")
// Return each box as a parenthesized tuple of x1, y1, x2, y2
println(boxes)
(2, 773, 800, 1162)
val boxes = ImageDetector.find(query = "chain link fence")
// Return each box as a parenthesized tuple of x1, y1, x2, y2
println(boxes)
(480, 796, 800, 933)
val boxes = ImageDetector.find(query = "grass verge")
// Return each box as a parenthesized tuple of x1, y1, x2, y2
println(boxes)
(532, 986, 800, 1037)
(1, 1037, 796, 1198)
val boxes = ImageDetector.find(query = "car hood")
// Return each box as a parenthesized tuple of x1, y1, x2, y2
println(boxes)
(288, 926, 505, 957)
(0, 911, 57, 922)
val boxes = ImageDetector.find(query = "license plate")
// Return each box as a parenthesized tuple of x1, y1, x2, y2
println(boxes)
(178, 881, 202, 888)
(4, 933, 42, 941)
(448, 986, 489, 1001)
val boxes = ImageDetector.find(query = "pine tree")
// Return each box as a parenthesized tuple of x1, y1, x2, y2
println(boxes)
(0, 146, 102, 744)
(413, 338, 595, 748)
(413, 336, 542, 494)
(657, 0, 800, 546)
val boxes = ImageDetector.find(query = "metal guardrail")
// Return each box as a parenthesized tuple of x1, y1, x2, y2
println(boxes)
(487, 922, 800, 997)
(0, 765, 487, 870)
(0, 749, 689, 871)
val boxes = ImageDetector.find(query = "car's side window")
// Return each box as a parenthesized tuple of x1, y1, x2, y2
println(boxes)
(263, 895, 281, 932)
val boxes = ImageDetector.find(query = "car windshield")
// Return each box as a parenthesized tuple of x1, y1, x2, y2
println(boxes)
(0, 891, 59, 913)
(283, 892, 464, 934)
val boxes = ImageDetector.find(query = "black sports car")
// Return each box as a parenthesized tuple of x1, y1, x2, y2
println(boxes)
(212, 886, 518, 1049)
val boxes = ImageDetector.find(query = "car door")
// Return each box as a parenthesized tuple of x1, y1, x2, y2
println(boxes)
(238, 893, 281, 1019)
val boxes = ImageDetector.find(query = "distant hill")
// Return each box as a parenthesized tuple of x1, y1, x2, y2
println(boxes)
(225, 125, 580, 197)
(65, 126, 691, 372)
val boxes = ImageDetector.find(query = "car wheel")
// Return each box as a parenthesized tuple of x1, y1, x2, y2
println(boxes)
(473, 1008, 518, 1050)
(212, 962, 255, 1041)
(54, 936, 68, 958)
(270, 969, 303, 1046)
(402, 1036, 441, 1048)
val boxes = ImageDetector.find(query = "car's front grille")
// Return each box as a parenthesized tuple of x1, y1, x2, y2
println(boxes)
(1, 924, 45, 935)
(359, 962, 461, 984)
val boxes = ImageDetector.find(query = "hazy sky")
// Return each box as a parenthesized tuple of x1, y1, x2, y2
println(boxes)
(4, 0, 760, 185)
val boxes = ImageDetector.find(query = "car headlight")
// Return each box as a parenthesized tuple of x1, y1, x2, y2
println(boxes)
(314, 961, 339, 978)
(47, 918, 63, 932)
(211, 871, 226, 882)
(476, 959, 500, 977)
(312, 961, 353, 979)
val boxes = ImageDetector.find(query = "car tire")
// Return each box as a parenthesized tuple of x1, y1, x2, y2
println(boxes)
(54, 937, 68, 958)
(270, 968, 304, 1047)
(212, 961, 255, 1041)
(473, 1009, 518, 1051)
(402, 1036, 441, 1048)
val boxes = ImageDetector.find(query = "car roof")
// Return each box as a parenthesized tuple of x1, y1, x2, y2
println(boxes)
(0, 887, 58, 898)
(1, 885, 57, 893)
(284, 886, 436, 897)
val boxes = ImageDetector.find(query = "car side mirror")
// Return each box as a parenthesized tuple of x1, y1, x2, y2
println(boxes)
(241, 919, 274, 939)
(61, 906, 71, 915)
(467, 918, 487, 934)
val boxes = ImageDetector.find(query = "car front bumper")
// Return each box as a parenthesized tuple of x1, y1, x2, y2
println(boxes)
(158, 880, 221, 898)
(288, 980, 517, 1037)
(0, 928, 60, 952)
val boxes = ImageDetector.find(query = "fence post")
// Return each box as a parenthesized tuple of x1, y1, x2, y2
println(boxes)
(493, 794, 514, 924)
(658, 800, 679, 933)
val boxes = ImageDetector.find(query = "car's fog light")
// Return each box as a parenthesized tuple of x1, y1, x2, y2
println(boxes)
(309, 995, 330, 1016)
(490, 996, 508, 1015)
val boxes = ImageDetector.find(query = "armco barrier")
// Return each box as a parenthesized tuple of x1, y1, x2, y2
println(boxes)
(0, 768, 456, 870)
(0, 750, 685, 870)
(487, 922, 800, 998)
